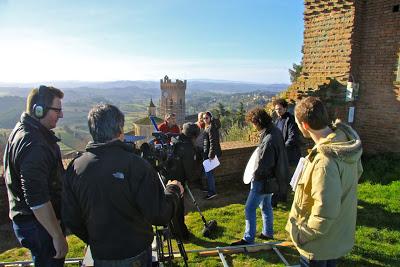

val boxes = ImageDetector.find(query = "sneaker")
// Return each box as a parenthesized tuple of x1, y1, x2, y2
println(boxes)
(230, 239, 250, 246)
(258, 233, 274, 240)
(205, 193, 217, 200)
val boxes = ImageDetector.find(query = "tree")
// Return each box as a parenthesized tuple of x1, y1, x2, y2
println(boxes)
(235, 102, 246, 127)
(217, 102, 227, 117)
(289, 62, 303, 83)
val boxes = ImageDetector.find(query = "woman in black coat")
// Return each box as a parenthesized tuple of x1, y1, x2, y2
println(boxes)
(202, 111, 221, 200)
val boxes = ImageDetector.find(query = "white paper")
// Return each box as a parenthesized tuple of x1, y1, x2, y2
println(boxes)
(290, 157, 306, 191)
(243, 147, 259, 184)
(348, 106, 355, 123)
(203, 156, 220, 172)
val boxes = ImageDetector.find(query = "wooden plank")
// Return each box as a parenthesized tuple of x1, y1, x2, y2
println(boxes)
(197, 241, 294, 257)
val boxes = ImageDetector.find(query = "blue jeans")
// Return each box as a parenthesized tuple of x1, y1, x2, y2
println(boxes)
(13, 219, 65, 267)
(243, 180, 273, 243)
(205, 170, 216, 195)
(300, 255, 337, 267)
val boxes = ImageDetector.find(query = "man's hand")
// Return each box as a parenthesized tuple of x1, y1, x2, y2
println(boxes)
(31, 202, 69, 259)
(167, 180, 184, 195)
(53, 234, 68, 259)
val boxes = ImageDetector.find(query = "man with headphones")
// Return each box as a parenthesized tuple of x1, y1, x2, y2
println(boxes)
(3, 85, 67, 266)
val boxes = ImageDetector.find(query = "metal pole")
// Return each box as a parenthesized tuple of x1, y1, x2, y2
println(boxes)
(216, 247, 230, 267)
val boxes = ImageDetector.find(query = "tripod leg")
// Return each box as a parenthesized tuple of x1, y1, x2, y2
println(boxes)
(169, 222, 189, 267)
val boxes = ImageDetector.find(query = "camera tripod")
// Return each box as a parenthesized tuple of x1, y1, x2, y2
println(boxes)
(155, 173, 188, 267)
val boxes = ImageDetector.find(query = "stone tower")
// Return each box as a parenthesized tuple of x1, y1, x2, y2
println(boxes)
(159, 75, 187, 126)
(147, 98, 156, 116)
(281, 0, 400, 153)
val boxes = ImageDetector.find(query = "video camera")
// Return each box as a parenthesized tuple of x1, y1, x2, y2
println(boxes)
(138, 131, 179, 176)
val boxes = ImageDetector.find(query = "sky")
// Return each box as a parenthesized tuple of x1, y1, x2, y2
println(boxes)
(0, 0, 304, 84)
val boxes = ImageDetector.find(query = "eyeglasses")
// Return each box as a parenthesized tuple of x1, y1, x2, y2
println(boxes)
(203, 117, 210, 120)
(48, 107, 62, 113)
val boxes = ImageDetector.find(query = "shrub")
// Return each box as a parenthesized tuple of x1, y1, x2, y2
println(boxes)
(360, 153, 400, 185)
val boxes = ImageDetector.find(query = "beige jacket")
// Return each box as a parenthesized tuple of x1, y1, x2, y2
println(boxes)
(286, 120, 363, 260)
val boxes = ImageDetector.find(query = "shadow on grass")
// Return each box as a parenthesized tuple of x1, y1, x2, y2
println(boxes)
(357, 200, 400, 231)
(342, 245, 400, 267)
(184, 180, 249, 214)
(185, 227, 228, 248)
(360, 153, 400, 185)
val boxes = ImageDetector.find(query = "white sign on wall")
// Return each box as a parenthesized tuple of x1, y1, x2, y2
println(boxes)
(348, 106, 355, 123)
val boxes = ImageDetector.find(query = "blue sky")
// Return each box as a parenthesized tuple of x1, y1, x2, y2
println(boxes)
(0, 0, 304, 83)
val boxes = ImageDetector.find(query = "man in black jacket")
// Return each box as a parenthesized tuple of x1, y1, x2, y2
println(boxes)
(4, 85, 67, 266)
(167, 122, 200, 240)
(273, 98, 302, 205)
(62, 104, 183, 267)
(231, 107, 288, 246)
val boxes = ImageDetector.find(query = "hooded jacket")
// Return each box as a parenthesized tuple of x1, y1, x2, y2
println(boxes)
(286, 120, 363, 260)
(203, 118, 222, 160)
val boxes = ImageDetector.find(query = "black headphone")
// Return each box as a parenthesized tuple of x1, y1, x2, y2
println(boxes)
(33, 85, 47, 119)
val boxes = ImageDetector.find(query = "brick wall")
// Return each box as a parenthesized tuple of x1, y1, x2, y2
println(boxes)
(282, 0, 400, 154)
(215, 142, 257, 184)
(283, 0, 357, 122)
(353, 0, 400, 153)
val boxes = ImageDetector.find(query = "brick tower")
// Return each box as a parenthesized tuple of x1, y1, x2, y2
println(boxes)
(159, 75, 187, 126)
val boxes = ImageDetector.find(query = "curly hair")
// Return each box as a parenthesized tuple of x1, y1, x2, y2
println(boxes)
(272, 98, 288, 108)
(246, 107, 272, 129)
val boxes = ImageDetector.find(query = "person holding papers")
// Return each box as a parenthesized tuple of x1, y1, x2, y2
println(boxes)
(231, 107, 288, 246)
(202, 111, 221, 200)
(286, 97, 363, 266)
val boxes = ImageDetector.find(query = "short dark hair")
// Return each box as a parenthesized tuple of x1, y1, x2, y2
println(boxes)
(272, 98, 288, 108)
(246, 107, 272, 129)
(88, 104, 125, 143)
(26, 85, 64, 116)
(295, 97, 330, 130)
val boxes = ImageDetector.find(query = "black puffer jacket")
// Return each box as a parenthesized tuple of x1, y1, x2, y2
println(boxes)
(62, 140, 181, 260)
(254, 124, 289, 194)
(203, 118, 222, 160)
(4, 113, 64, 220)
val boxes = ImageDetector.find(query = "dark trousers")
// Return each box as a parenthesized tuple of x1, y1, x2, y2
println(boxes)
(300, 255, 337, 267)
(13, 219, 65, 267)
(272, 164, 297, 207)
(171, 196, 189, 240)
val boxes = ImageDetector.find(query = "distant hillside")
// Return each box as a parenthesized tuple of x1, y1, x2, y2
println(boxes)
(187, 80, 287, 94)
(0, 96, 25, 128)
(0, 80, 288, 97)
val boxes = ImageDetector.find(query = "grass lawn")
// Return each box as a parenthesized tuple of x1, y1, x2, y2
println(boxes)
(1, 153, 399, 266)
